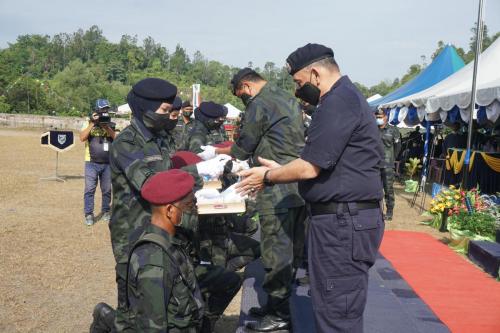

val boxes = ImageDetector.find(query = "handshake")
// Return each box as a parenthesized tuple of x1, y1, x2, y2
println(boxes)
(195, 145, 249, 179)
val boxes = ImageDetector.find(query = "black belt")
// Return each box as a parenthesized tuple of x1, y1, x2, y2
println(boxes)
(309, 200, 380, 216)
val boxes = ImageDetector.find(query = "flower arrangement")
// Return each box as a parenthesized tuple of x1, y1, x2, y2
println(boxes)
(427, 186, 499, 252)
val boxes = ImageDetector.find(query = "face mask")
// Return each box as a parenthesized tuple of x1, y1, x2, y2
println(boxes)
(143, 110, 178, 133)
(176, 210, 198, 232)
(240, 93, 252, 106)
(376, 118, 385, 126)
(182, 111, 192, 118)
(206, 119, 223, 130)
(302, 104, 316, 116)
(295, 82, 321, 106)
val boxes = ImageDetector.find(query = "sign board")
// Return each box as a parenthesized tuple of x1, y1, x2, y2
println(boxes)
(40, 130, 75, 152)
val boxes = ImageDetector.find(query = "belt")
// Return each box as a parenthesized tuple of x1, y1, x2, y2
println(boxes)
(309, 200, 379, 216)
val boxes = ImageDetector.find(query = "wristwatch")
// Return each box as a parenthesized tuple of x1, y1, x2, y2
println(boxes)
(263, 170, 274, 186)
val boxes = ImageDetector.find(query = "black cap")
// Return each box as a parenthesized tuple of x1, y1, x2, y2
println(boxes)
(132, 78, 177, 103)
(172, 96, 182, 111)
(230, 68, 257, 94)
(195, 101, 228, 119)
(286, 43, 334, 75)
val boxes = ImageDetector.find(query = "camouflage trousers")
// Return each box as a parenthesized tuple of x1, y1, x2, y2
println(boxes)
(198, 214, 260, 272)
(381, 167, 395, 211)
(194, 264, 242, 321)
(259, 205, 306, 319)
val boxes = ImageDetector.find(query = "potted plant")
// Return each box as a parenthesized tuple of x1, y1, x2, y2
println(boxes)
(404, 157, 422, 192)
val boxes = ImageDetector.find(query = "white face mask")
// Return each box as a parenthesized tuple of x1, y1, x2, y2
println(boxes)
(376, 118, 385, 126)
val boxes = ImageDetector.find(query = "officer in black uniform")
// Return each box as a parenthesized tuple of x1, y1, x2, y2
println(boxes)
(237, 43, 385, 333)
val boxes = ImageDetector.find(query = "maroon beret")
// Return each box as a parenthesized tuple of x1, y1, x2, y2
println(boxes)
(213, 141, 234, 148)
(141, 169, 194, 205)
(171, 151, 202, 169)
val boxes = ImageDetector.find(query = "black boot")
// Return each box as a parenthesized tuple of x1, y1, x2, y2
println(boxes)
(386, 208, 393, 221)
(90, 303, 116, 333)
(200, 316, 218, 333)
(249, 304, 270, 318)
(245, 314, 290, 332)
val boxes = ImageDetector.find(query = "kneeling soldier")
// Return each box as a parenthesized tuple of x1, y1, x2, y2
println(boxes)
(126, 169, 204, 331)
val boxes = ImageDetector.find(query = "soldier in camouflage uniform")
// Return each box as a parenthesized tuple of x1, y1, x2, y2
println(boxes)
(125, 170, 204, 332)
(376, 109, 401, 220)
(211, 68, 306, 331)
(109, 79, 232, 331)
(109, 78, 192, 330)
(173, 100, 195, 150)
(186, 102, 260, 271)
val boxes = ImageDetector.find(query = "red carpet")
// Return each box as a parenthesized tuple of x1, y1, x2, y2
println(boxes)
(380, 230, 500, 333)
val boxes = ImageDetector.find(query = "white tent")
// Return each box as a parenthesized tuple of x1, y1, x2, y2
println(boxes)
(380, 38, 500, 123)
(367, 94, 382, 103)
(116, 103, 131, 116)
(224, 103, 242, 119)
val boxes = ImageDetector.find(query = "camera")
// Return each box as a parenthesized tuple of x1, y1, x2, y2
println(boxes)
(95, 110, 111, 125)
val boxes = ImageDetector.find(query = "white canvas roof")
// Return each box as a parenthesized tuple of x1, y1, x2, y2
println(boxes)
(380, 38, 500, 114)
(224, 103, 242, 119)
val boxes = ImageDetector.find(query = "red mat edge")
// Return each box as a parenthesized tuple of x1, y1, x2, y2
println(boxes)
(379, 230, 500, 333)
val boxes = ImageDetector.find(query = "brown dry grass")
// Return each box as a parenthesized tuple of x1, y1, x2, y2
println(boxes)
(0, 128, 445, 332)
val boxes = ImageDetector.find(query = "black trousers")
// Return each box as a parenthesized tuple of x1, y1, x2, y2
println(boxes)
(307, 203, 384, 333)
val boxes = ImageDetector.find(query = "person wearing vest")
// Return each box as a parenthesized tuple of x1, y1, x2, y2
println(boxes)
(80, 99, 116, 226)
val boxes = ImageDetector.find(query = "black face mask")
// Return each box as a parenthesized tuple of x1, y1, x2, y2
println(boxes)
(240, 93, 252, 106)
(302, 104, 316, 116)
(143, 110, 178, 134)
(206, 119, 223, 131)
(295, 82, 321, 106)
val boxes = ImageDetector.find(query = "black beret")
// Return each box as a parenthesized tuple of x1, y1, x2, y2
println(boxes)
(230, 68, 257, 94)
(196, 101, 228, 119)
(172, 96, 182, 111)
(132, 78, 177, 103)
(286, 43, 334, 75)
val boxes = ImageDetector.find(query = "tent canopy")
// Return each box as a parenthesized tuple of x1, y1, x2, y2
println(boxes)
(381, 38, 500, 113)
(370, 45, 465, 107)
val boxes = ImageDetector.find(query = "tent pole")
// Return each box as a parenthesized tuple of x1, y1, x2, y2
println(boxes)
(462, 0, 484, 189)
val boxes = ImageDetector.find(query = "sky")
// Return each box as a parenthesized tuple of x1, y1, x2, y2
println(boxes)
(1, 0, 499, 87)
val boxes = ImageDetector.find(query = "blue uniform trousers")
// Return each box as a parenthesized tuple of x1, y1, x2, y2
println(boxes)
(307, 203, 384, 333)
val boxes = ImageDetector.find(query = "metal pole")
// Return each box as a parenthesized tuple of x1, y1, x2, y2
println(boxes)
(462, 0, 484, 189)
(56, 152, 59, 178)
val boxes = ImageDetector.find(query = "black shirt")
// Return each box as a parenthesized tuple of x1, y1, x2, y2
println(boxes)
(299, 76, 383, 202)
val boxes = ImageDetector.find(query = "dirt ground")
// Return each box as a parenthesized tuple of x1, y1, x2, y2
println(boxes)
(0, 128, 447, 333)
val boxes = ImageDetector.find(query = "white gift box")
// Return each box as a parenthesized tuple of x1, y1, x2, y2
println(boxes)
(195, 185, 246, 215)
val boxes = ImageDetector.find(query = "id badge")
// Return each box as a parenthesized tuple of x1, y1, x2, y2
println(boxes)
(103, 142, 109, 151)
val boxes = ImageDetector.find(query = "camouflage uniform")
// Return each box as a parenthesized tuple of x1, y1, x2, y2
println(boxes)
(185, 119, 260, 271)
(379, 125, 401, 215)
(109, 118, 197, 330)
(185, 119, 228, 153)
(124, 222, 204, 332)
(231, 83, 306, 319)
(173, 117, 195, 151)
(175, 227, 243, 332)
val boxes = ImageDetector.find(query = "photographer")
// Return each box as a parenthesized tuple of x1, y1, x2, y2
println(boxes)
(80, 99, 116, 226)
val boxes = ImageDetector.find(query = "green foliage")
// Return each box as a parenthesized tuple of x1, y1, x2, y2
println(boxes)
(404, 157, 422, 180)
(448, 211, 497, 238)
(0, 95, 11, 112)
(0, 24, 498, 115)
